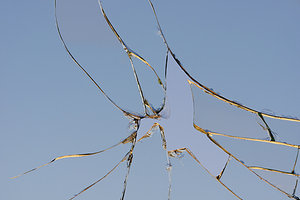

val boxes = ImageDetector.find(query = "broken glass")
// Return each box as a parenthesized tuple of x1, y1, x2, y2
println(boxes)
(12, 0, 300, 199)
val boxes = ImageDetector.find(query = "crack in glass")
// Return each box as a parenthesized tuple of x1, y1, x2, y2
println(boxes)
(13, 0, 300, 199)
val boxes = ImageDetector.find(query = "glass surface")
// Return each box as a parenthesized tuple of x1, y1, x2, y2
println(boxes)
(2, 0, 300, 200)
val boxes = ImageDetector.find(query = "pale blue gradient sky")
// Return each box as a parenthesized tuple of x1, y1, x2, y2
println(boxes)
(1, 0, 300, 200)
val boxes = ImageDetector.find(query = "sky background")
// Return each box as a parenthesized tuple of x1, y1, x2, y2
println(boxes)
(1, 0, 300, 199)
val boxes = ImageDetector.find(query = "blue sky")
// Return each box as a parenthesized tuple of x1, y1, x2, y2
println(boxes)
(1, 0, 300, 199)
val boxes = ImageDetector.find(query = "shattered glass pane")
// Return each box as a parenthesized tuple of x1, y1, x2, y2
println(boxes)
(190, 80, 300, 199)
(55, 0, 166, 115)
(8, 0, 300, 200)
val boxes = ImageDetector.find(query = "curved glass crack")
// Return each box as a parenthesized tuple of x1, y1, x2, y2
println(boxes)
(13, 0, 300, 200)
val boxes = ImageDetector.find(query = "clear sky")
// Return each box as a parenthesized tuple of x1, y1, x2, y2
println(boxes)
(1, 0, 300, 200)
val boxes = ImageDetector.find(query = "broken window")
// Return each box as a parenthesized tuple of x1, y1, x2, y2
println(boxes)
(12, 0, 300, 199)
